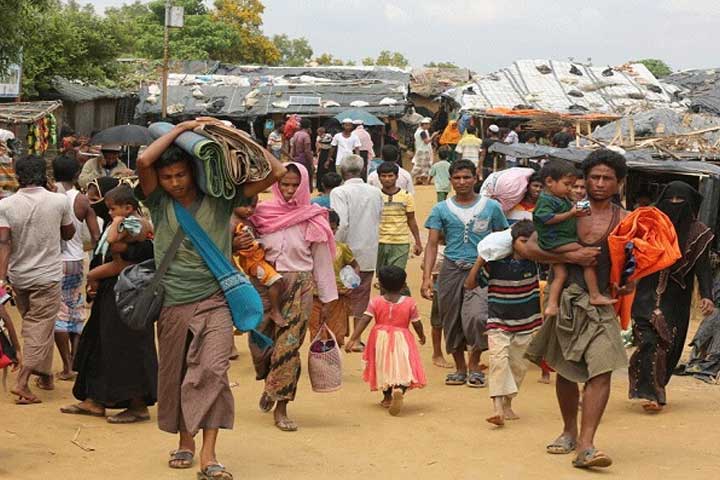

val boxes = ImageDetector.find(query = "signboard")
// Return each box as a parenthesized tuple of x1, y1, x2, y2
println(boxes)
(0, 64, 21, 98)
(165, 6, 184, 28)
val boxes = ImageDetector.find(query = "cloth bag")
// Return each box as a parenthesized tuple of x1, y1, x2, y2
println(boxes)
(308, 323, 343, 393)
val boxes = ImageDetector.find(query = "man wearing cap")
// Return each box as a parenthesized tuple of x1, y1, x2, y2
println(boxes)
(479, 125, 501, 180)
(352, 119, 374, 181)
(329, 119, 361, 173)
(411, 118, 438, 185)
(78, 144, 130, 189)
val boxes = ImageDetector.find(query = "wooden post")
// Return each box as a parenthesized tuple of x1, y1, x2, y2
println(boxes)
(160, 0, 170, 119)
(628, 117, 635, 146)
(575, 121, 581, 147)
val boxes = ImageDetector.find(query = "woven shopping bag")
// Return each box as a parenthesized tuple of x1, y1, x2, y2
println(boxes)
(308, 323, 343, 393)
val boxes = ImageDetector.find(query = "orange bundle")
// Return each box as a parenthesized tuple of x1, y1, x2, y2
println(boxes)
(608, 206, 682, 329)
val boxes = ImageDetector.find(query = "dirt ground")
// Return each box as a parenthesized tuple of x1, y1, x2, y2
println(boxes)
(2, 185, 719, 480)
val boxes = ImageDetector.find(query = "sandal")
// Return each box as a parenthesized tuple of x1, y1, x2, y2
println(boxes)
(274, 418, 298, 432)
(351, 341, 365, 353)
(34, 376, 54, 391)
(546, 434, 577, 455)
(169, 449, 194, 469)
(467, 371, 486, 388)
(445, 372, 468, 385)
(106, 409, 150, 424)
(572, 448, 612, 469)
(198, 463, 233, 479)
(388, 389, 404, 416)
(60, 404, 105, 417)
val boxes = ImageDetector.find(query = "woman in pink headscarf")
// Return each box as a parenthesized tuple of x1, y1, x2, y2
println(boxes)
(244, 162, 338, 432)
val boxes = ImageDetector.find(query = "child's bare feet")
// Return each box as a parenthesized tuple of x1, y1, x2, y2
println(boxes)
(432, 356, 454, 368)
(544, 303, 559, 317)
(503, 397, 519, 420)
(269, 309, 287, 327)
(381, 392, 392, 408)
(486, 414, 505, 426)
(589, 294, 617, 307)
(538, 372, 551, 384)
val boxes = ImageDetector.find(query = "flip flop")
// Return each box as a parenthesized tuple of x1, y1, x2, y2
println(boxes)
(642, 401, 664, 413)
(34, 377, 54, 391)
(546, 434, 577, 455)
(572, 448, 612, 469)
(445, 372, 468, 385)
(14, 394, 42, 405)
(106, 410, 150, 424)
(274, 418, 298, 432)
(60, 404, 105, 417)
(168, 449, 194, 469)
(467, 371, 486, 388)
(197, 463, 233, 480)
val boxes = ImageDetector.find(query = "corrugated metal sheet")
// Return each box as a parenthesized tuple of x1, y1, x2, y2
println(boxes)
(443, 60, 686, 115)
(44, 76, 130, 103)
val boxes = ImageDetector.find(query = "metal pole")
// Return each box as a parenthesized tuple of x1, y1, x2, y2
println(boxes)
(161, 0, 170, 119)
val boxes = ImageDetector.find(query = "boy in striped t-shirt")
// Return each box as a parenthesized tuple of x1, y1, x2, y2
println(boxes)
(464, 220, 541, 427)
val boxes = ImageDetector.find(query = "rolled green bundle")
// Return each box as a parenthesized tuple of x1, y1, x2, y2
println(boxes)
(148, 122, 235, 199)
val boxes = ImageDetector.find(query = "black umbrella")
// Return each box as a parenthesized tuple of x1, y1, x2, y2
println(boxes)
(91, 124, 154, 147)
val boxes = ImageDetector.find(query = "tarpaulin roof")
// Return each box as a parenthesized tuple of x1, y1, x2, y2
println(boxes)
(135, 66, 409, 120)
(42, 76, 130, 103)
(410, 67, 472, 98)
(663, 68, 720, 116)
(489, 142, 720, 175)
(442, 60, 686, 116)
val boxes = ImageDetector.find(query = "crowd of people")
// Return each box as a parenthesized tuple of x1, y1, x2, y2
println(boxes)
(0, 114, 717, 478)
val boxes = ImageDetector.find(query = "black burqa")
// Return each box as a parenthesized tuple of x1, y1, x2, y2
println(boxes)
(72, 177, 158, 408)
(629, 181, 715, 405)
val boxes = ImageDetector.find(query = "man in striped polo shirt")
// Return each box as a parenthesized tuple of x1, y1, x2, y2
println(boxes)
(465, 220, 541, 427)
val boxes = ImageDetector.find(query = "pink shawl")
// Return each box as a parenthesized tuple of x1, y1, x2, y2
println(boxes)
(251, 162, 336, 255)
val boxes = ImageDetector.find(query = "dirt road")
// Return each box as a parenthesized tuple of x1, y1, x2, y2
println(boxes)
(2, 185, 719, 480)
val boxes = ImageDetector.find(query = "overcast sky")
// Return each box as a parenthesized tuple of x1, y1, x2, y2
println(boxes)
(85, 0, 719, 73)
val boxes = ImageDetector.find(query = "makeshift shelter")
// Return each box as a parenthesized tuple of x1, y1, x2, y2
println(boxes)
(40, 77, 136, 136)
(441, 60, 687, 139)
(0, 100, 62, 154)
(664, 68, 720, 116)
(409, 67, 472, 114)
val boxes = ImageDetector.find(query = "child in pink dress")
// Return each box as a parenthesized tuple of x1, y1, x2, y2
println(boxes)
(345, 265, 427, 416)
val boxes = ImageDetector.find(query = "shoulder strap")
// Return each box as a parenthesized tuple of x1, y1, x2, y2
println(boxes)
(153, 197, 203, 283)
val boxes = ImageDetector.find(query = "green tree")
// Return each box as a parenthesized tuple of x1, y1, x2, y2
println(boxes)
(271, 34, 313, 66)
(0, 0, 49, 76)
(361, 57, 375, 66)
(634, 58, 672, 78)
(314, 53, 344, 66)
(21, 0, 121, 96)
(375, 50, 409, 68)
(424, 61, 458, 69)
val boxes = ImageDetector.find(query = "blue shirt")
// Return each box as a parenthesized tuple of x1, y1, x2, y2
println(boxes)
(311, 195, 331, 209)
(425, 196, 508, 263)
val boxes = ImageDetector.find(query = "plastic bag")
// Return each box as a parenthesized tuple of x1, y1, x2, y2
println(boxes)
(339, 266, 361, 289)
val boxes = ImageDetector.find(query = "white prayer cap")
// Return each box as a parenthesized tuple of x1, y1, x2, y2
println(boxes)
(341, 118, 354, 124)
(489, 124, 500, 133)
(421, 117, 432, 124)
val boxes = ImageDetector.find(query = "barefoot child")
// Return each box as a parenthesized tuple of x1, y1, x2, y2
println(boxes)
(232, 196, 284, 327)
(309, 210, 360, 347)
(464, 221, 542, 426)
(532, 161, 614, 316)
(345, 266, 427, 416)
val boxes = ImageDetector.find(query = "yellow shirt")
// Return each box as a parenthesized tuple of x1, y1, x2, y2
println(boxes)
(379, 189, 415, 245)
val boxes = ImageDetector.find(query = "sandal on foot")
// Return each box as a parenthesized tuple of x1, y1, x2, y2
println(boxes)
(546, 434, 577, 455)
(572, 448, 612, 469)
(107, 410, 150, 424)
(445, 372, 467, 386)
(351, 342, 365, 353)
(13, 393, 42, 405)
(275, 419, 298, 432)
(197, 463, 233, 480)
(388, 389, 404, 416)
(642, 401, 663, 413)
(34, 377, 54, 391)
(169, 449, 194, 469)
(60, 404, 104, 417)
(467, 371, 486, 388)
(258, 393, 275, 413)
